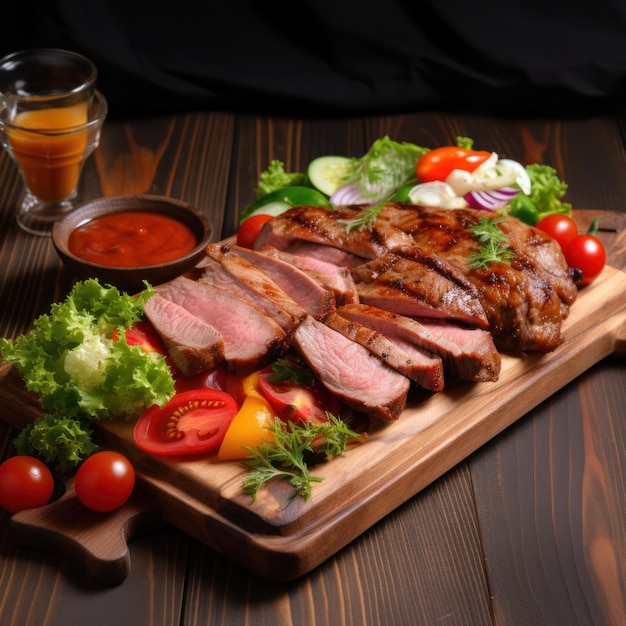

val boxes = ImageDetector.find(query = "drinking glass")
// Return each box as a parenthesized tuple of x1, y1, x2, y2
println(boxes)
(0, 49, 107, 235)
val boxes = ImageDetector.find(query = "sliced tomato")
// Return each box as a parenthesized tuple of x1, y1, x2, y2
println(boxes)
(416, 146, 492, 183)
(134, 389, 239, 456)
(257, 372, 338, 424)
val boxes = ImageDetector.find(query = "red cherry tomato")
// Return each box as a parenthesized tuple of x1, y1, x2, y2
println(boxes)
(416, 146, 492, 183)
(134, 389, 239, 456)
(0, 455, 55, 513)
(75, 451, 136, 512)
(563, 234, 606, 287)
(535, 213, 579, 249)
(237, 214, 273, 248)
(257, 372, 339, 424)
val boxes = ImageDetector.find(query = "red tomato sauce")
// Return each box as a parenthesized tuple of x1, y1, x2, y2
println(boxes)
(68, 211, 198, 267)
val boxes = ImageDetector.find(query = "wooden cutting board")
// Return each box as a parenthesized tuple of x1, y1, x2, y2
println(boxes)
(1, 210, 625, 586)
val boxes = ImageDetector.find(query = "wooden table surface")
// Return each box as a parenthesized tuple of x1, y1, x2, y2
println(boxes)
(0, 109, 625, 626)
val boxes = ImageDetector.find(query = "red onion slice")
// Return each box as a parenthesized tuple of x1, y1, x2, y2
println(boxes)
(463, 187, 520, 210)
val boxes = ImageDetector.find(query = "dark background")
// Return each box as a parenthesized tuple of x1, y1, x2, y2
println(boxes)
(4, 1, 626, 119)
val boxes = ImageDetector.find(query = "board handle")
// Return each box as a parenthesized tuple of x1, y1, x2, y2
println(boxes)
(9, 477, 163, 586)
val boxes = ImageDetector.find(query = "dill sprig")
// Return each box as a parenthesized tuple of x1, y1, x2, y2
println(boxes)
(468, 215, 516, 269)
(241, 415, 364, 502)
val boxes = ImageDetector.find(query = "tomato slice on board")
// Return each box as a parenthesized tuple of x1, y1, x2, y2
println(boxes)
(416, 147, 491, 183)
(134, 389, 239, 456)
(257, 372, 339, 424)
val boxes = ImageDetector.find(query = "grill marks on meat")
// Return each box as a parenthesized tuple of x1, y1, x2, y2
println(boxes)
(351, 252, 489, 328)
(257, 203, 578, 352)
(338, 304, 500, 383)
(205, 243, 308, 325)
(257, 245, 359, 306)
(144, 293, 225, 376)
(339, 304, 499, 382)
(227, 244, 336, 320)
(199, 257, 300, 332)
(325, 311, 444, 392)
(156, 276, 286, 376)
(291, 315, 410, 422)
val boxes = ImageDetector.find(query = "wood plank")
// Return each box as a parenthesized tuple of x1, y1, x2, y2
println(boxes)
(469, 360, 626, 625)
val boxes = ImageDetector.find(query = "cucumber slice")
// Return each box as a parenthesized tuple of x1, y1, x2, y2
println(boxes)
(307, 155, 356, 196)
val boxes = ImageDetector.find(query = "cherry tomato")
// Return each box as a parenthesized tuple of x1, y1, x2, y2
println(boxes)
(134, 389, 239, 456)
(416, 147, 492, 183)
(0, 455, 54, 514)
(564, 234, 606, 286)
(535, 213, 579, 249)
(74, 451, 135, 512)
(257, 372, 338, 424)
(237, 214, 273, 248)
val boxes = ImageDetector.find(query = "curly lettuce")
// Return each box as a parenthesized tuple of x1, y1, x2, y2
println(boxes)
(254, 160, 309, 200)
(0, 279, 175, 471)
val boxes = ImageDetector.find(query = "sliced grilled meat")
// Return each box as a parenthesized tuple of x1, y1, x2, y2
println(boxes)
(338, 303, 501, 382)
(228, 244, 336, 320)
(205, 242, 308, 326)
(258, 245, 360, 306)
(144, 292, 225, 376)
(156, 276, 286, 376)
(257, 204, 578, 352)
(290, 315, 410, 422)
(325, 311, 444, 392)
(351, 252, 489, 328)
(199, 257, 300, 332)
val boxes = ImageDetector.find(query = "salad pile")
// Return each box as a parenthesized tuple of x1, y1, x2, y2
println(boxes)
(238, 135, 605, 286)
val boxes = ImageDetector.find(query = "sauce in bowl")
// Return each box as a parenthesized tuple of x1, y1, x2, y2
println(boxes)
(68, 211, 198, 267)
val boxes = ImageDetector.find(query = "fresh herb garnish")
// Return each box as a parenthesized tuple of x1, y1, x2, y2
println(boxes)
(468, 215, 517, 269)
(242, 415, 364, 502)
(268, 357, 315, 386)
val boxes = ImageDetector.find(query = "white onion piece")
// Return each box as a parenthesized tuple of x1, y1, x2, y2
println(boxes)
(464, 187, 520, 210)
(408, 181, 468, 209)
(445, 153, 531, 196)
(330, 182, 376, 207)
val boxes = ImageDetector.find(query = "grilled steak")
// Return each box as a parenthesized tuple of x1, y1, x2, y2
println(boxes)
(351, 252, 489, 328)
(228, 244, 336, 320)
(290, 315, 410, 422)
(199, 257, 300, 332)
(144, 292, 225, 376)
(338, 303, 501, 382)
(256, 203, 578, 352)
(325, 311, 444, 391)
(156, 276, 286, 376)
(205, 243, 308, 326)
(257, 245, 360, 306)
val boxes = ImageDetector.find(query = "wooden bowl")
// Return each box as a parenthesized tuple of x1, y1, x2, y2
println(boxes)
(52, 194, 213, 293)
